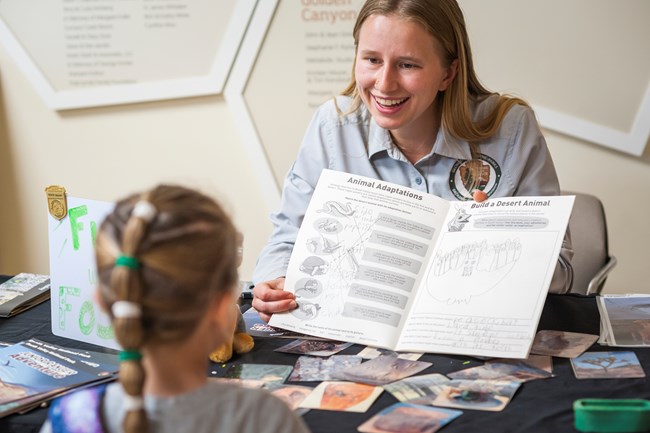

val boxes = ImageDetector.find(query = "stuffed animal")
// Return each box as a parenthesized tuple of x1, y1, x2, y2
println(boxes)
(209, 303, 254, 363)
(209, 233, 254, 363)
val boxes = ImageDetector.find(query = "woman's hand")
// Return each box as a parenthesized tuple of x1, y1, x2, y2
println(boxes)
(251, 277, 298, 323)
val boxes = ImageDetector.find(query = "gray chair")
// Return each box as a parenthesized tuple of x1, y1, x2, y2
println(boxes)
(563, 191, 617, 295)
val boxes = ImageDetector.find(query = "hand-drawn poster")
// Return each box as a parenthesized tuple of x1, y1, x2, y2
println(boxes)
(47, 196, 118, 349)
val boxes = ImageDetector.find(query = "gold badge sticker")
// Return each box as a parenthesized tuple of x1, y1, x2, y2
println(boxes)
(45, 185, 68, 220)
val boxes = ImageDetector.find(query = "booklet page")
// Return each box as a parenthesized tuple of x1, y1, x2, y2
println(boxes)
(396, 196, 575, 358)
(269, 169, 450, 348)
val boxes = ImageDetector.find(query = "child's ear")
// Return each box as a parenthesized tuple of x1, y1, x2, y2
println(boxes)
(210, 289, 238, 332)
(236, 232, 244, 268)
(93, 286, 108, 313)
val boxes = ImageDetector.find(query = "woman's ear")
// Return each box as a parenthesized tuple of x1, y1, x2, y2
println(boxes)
(440, 58, 459, 91)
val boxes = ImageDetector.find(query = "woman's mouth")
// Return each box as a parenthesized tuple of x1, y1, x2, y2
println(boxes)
(373, 95, 409, 111)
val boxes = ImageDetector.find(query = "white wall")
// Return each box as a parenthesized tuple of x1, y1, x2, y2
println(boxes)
(1, 1, 649, 294)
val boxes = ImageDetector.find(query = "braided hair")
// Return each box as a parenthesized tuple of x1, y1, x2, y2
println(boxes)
(94, 185, 240, 433)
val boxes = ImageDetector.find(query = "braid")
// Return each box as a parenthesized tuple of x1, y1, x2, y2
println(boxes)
(111, 195, 153, 433)
(95, 185, 240, 433)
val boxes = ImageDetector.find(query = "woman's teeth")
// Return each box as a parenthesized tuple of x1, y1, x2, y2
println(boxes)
(375, 96, 407, 107)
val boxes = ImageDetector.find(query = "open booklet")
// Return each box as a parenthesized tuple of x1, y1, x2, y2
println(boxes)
(269, 169, 574, 359)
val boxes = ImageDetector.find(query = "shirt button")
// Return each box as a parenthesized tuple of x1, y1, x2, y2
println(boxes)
(415, 177, 422, 185)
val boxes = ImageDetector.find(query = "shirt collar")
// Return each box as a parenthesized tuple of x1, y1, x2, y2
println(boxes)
(433, 127, 473, 160)
(368, 118, 473, 161)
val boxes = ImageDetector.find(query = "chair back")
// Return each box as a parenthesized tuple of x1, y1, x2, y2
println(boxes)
(563, 191, 613, 294)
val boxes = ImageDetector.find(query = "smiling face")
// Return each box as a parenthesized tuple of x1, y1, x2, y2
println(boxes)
(355, 13, 457, 145)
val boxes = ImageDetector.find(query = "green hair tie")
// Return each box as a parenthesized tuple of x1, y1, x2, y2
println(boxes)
(115, 255, 139, 269)
(119, 350, 142, 362)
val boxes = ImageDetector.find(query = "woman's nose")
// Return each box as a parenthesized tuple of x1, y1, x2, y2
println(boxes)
(374, 65, 398, 93)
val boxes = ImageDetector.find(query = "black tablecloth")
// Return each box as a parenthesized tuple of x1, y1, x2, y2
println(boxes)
(1, 273, 648, 433)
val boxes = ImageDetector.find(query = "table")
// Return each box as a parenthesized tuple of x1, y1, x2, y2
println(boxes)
(1, 274, 649, 433)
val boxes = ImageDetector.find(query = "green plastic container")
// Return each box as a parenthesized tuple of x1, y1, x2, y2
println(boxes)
(574, 399, 650, 433)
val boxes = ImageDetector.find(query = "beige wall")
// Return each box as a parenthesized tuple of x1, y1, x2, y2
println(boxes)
(1, 1, 649, 294)
(0, 44, 273, 283)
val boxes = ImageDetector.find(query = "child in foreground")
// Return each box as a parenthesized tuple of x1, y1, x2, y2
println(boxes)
(39, 185, 310, 433)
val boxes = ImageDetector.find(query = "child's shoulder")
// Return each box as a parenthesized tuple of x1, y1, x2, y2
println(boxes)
(48, 384, 108, 433)
(203, 381, 310, 433)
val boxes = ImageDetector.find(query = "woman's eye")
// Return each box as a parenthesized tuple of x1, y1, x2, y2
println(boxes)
(400, 62, 417, 69)
(366, 57, 380, 64)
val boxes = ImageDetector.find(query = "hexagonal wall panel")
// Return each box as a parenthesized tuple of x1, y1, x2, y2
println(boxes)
(0, 0, 256, 109)
(225, 0, 365, 209)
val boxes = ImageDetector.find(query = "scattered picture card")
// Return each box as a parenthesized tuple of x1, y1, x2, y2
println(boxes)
(270, 384, 314, 414)
(382, 373, 450, 403)
(487, 354, 553, 374)
(357, 346, 422, 361)
(431, 379, 521, 412)
(358, 402, 462, 433)
(275, 339, 353, 357)
(242, 307, 326, 340)
(531, 330, 599, 358)
(223, 364, 293, 389)
(299, 381, 382, 412)
(288, 355, 363, 382)
(333, 355, 432, 386)
(209, 378, 265, 389)
(448, 361, 552, 383)
(570, 351, 646, 379)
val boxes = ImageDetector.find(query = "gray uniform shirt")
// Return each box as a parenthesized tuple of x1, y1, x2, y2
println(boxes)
(40, 381, 311, 433)
(253, 95, 573, 293)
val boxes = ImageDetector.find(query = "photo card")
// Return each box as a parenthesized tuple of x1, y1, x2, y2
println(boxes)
(531, 330, 599, 358)
(487, 354, 553, 374)
(223, 363, 293, 389)
(431, 379, 521, 412)
(356, 346, 423, 361)
(570, 351, 646, 379)
(382, 373, 451, 403)
(209, 377, 265, 389)
(288, 355, 363, 382)
(333, 354, 432, 386)
(448, 361, 552, 383)
(298, 381, 383, 413)
(270, 384, 314, 415)
(275, 339, 353, 357)
(358, 402, 462, 433)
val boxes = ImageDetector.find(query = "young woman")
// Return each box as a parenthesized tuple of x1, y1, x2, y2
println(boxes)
(252, 0, 573, 322)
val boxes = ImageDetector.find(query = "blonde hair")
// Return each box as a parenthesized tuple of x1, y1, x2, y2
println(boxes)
(95, 185, 239, 433)
(342, 0, 527, 145)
